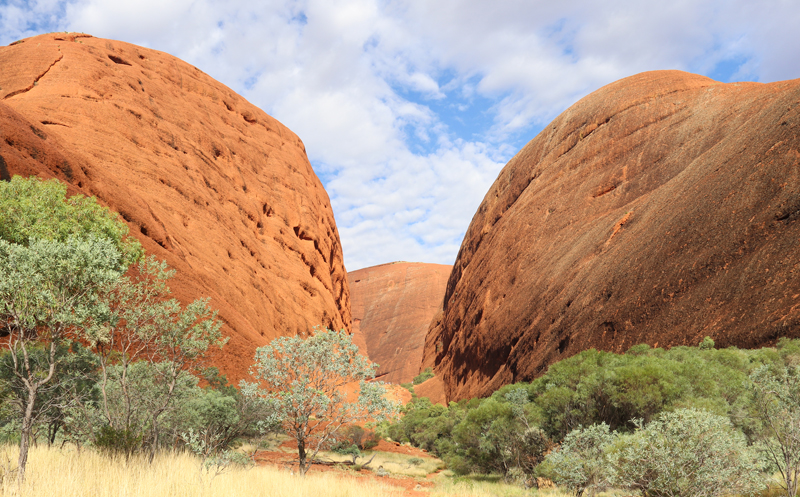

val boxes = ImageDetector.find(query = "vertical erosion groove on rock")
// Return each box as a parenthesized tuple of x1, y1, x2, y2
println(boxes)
(423, 70, 800, 402)
(0, 33, 352, 383)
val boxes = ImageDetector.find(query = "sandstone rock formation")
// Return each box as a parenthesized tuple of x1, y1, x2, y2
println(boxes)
(0, 33, 350, 382)
(423, 70, 800, 401)
(349, 262, 451, 384)
(413, 376, 447, 406)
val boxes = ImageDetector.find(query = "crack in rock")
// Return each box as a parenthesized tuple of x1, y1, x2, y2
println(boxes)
(3, 50, 63, 100)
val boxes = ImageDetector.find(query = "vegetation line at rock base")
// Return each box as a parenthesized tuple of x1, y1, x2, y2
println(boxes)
(379, 337, 800, 495)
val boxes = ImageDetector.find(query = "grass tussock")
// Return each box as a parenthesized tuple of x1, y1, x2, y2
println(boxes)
(428, 474, 567, 497)
(0, 445, 406, 497)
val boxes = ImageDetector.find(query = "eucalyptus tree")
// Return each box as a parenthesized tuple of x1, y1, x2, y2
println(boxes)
(0, 175, 141, 481)
(242, 327, 399, 475)
(750, 363, 800, 497)
(86, 256, 225, 460)
(0, 175, 143, 264)
(0, 237, 124, 482)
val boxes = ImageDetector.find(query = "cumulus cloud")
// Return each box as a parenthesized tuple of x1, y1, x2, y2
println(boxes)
(2, 0, 799, 269)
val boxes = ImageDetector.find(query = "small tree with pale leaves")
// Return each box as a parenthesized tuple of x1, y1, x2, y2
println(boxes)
(0, 237, 124, 483)
(750, 364, 800, 497)
(241, 327, 398, 475)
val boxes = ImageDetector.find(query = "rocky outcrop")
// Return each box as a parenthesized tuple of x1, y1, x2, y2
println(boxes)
(413, 376, 447, 406)
(0, 33, 351, 382)
(349, 262, 451, 384)
(423, 70, 800, 401)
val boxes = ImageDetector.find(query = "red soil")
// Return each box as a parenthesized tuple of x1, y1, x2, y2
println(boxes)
(252, 438, 435, 496)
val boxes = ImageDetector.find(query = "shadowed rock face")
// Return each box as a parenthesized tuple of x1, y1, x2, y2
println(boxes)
(0, 33, 351, 382)
(423, 70, 800, 402)
(348, 262, 451, 384)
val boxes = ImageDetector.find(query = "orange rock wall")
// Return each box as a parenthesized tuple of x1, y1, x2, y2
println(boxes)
(0, 33, 351, 383)
(349, 262, 451, 384)
(424, 70, 800, 401)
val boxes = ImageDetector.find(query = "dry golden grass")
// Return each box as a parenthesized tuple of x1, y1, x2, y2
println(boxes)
(0, 445, 407, 497)
(424, 473, 570, 497)
(427, 472, 637, 497)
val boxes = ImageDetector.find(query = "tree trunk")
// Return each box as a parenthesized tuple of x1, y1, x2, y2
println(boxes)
(298, 437, 308, 475)
(17, 384, 38, 484)
(148, 415, 160, 464)
(788, 470, 797, 497)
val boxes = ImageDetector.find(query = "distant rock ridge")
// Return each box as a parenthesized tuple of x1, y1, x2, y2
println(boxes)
(348, 262, 451, 384)
(0, 33, 351, 383)
(423, 70, 800, 402)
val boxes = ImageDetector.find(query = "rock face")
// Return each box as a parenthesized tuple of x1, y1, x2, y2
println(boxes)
(423, 70, 800, 402)
(0, 33, 351, 382)
(349, 262, 451, 384)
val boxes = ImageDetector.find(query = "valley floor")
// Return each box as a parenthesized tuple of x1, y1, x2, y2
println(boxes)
(0, 443, 578, 497)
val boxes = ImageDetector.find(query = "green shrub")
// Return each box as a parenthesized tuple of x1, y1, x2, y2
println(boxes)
(539, 423, 616, 496)
(699, 336, 716, 350)
(609, 408, 765, 497)
(413, 368, 435, 385)
(445, 388, 552, 483)
(94, 425, 142, 459)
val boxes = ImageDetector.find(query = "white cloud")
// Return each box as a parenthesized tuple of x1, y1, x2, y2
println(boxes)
(2, 0, 800, 270)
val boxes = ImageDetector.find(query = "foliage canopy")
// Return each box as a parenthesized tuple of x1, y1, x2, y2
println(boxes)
(0, 175, 143, 265)
(242, 327, 398, 475)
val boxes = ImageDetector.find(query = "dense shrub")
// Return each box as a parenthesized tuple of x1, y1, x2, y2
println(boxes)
(609, 408, 765, 497)
(333, 425, 379, 450)
(382, 339, 800, 487)
(446, 389, 553, 483)
(94, 425, 142, 459)
(412, 368, 435, 385)
(539, 423, 616, 497)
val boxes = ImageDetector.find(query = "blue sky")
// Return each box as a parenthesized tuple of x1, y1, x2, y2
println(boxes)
(2, 0, 799, 270)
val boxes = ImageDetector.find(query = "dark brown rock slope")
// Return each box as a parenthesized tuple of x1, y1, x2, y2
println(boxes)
(349, 262, 451, 384)
(423, 70, 800, 401)
(0, 33, 351, 382)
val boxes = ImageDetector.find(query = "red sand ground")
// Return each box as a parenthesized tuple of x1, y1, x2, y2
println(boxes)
(251, 438, 437, 496)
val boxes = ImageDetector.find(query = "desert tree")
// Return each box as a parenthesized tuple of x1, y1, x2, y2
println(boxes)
(84, 258, 226, 460)
(0, 175, 141, 481)
(241, 327, 399, 475)
(0, 175, 142, 265)
(0, 236, 124, 482)
(0, 340, 98, 448)
(750, 363, 800, 497)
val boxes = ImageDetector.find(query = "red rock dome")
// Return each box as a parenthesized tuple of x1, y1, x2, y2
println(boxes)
(423, 70, 800, 401)
(348, 262, 451, 384)
(0, 33, 351, 382)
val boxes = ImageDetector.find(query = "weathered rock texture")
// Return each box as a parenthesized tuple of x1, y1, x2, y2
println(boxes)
(413, 376, 447, 406)
(0, 33, 351, 382)
(423, 70, 800, 402)
(349, 262, 451, 384)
